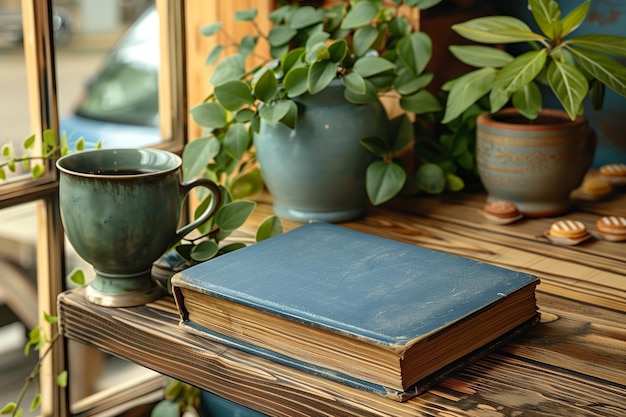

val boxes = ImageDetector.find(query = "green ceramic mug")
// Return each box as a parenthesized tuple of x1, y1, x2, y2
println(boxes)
(56, 148, 220, 307)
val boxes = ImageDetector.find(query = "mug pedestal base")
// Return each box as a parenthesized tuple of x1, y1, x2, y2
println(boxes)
(85, 269, 165, 307)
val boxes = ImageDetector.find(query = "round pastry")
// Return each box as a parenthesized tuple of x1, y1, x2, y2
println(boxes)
(549, 220, 588, 240)
(596, 216, 626, 241)
(481, 200, 522, 224)
(579, 177, 613, 198)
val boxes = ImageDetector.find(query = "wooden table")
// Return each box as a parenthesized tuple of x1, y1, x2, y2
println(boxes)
(58, 191, 626, 416)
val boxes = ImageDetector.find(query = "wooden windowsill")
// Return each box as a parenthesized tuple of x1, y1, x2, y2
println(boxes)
(58, 191, 626, 416)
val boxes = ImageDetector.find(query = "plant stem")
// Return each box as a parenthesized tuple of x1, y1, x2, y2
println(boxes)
(11, 331, 61, 417)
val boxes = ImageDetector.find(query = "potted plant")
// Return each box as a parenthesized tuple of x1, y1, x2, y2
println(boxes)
(440, 0, 626, 216)
(187, 0, 447, 222)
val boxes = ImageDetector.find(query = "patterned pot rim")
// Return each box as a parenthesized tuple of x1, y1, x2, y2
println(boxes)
(478, 108, 587, 132)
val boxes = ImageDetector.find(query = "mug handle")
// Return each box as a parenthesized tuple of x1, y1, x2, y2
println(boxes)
(172, 178, 222, 244)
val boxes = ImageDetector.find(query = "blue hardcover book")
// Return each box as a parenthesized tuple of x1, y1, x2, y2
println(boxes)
(171, 222, 539, 401)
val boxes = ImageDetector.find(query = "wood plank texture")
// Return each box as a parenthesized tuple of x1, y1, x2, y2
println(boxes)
(58, 192, 626, 416)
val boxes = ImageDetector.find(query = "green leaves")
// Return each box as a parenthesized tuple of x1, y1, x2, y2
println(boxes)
(547, 59, 588, 120)
(451, 16, 542, 44)
(560, 0, 589, 37)
(366, 160, 406, 206)
(214, 80, 254, 111)
(568, 34, 626, 57)
(353, 56, 396, 78)
(449, 45, 513, 69)
(397, 32, 432, 76)
(442, 67, 496, 123)
(529, 0, 562, 39)
(342, 1, 378, 29)
(494, 50, 547, 96)
(189, 102, 226, 130)
(447, 0, 626, 122)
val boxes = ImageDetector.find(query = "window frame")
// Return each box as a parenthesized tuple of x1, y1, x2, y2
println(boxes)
(7, 1, 188, 416)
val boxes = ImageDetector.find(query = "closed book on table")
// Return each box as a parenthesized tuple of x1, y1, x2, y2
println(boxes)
(171, 222, 539, 401)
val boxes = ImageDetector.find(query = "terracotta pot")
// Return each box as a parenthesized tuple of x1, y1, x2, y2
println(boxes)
(476, 108, 595, 217)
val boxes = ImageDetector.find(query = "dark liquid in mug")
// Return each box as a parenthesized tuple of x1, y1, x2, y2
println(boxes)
(94, 169, 158, 175)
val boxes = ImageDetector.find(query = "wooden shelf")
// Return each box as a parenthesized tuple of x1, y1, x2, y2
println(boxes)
(58, 192, 626, 416)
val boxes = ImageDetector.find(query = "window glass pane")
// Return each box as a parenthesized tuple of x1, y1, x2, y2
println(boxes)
(59, 4, 163, 150)
(0, 201, 38, 417)
(0, 0, 33, 185)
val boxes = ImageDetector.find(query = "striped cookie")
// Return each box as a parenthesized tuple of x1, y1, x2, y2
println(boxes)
(599, 163, 626, 178)
(596, 216, 626, 240)
(549, 220, 588, 239)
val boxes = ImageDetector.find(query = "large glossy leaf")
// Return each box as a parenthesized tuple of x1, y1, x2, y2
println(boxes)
(546, 59, 588, 120)
(353, 56, 396, 78)
(191, 240, 219, 262)
(259, 100, 292, 125)
(397, 32, 432, 76)
(307, 61, 337, 94)
(568, 34, 626, 57)
(344, 79, 379, 103)
(328, 39, 348, 63)
(256, 215, 283, 242)
(568, 47, 626, 97)
(341, 1, 378, 29)
(214, 80, 254, 111)
(512, 82, 542, 120)
(353, 26, 379, 57)
(304, 31, 331, 63)
(342, 72, 366, 95)
(488, 87, 511, 113)
(282, 47, 305, 73)
(182, 136, 219, 180)
(449, 45, 513, 68)
(189, 102, 227, 129)
(284, 66, 309, 97)
(561, 0, 589, 37)
(210, 55, 246, 86)
(442, 67, 496, 123)
(223, 122, 250, 160)
(289, 6, 324, 29)
(215, 200, 256, 232)
(268, 25, 297, 47)
(494, 50, 547, 93)
(230, 167, 264, 200)
(279, 100, 298, 129)
(452, 16, 542, 44)
(399, 90, 442, 115)
(366, 160, 406, 206)
(235, 108, 255, 123)
(529, 0, 561, 39)
(254, 69, 278, 103)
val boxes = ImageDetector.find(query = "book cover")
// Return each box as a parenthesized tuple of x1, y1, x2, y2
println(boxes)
(171, 222, 539, 401)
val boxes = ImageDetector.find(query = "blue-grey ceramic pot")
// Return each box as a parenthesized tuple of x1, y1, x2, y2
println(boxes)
(476, 108, 595, 217)
(254, 80, 388, 222)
